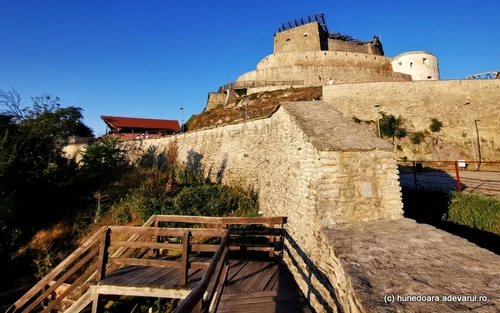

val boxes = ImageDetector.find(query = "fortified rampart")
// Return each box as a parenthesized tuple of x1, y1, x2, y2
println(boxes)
(117, 102, 403, 312)
(64, 100, 500, 312)
(256, 51, 392, 70)
(237, 65, 411, 87)
(323, 79, 500, 160)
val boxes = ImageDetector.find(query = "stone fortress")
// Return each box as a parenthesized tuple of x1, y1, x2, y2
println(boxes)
(207, 13, 500, 162)
(65, 13, 500, 313)
(207, 13, 441, 109)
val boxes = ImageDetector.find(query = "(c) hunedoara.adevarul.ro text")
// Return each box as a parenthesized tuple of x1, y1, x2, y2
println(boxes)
(384, 294, 489, 304)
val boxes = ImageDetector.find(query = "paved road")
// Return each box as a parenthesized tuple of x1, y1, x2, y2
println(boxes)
(399, 170, 500, 196)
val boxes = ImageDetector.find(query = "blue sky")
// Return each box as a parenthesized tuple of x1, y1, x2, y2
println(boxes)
(1, 0, 498, 135)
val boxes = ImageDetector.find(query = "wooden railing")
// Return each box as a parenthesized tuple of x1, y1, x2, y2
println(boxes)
(6, 215, 286, 313)
(98, 226, 228, 286)
(173, 231, 231, 313)
(5, 216, 157, 313)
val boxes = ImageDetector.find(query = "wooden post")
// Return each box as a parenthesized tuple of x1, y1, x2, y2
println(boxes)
(91, 293, 100, 313)
(153, 219, 159, 257)
(268, 224, 275, 258)
(97, 228, 111, 281)
(180, 230, 191, 286)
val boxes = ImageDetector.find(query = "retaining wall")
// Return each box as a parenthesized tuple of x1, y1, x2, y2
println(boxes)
(323, 79, 500, 160)
(124, 101, 403, 312)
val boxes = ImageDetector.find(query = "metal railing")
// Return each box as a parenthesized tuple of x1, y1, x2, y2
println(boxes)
(217, 80, 304, 93)
(277, 13, 328, 33)
(398, 160, 500, 195)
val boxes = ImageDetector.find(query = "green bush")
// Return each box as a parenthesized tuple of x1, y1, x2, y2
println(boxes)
(396, 144, 403, 151)
(410, 131, 425, 145)
(378, 112, 407, 143)
(429, 118, 443, 132)
(443, 193, 500, 234)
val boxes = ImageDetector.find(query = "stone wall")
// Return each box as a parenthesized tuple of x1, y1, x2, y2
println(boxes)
(274, 22, 323, 53)
(256, 51, 392, 70)
(206, 92, 226, 111)
(327, 39, 382, 56)
(323, 79, 500, 160)
(237, 65, 411, 86)
(129, 101, 402, 312)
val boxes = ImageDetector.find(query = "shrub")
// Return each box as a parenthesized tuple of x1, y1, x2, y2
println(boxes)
(378, 112, 407, 143)
(443, 193, 500, 234)
(396, 144, 403, 151)
(429, 118, 443, 132)
(410, 132, 425, 145)
(80, 137, 127, 172)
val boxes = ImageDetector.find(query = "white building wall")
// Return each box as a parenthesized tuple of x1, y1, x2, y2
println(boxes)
(392, 51, 440, 81)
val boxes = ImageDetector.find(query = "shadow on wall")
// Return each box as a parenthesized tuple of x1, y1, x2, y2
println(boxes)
(281, 230, 343, 313)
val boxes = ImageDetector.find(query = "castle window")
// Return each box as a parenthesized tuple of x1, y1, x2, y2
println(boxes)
(427, 76, 433, 79)
(398, 62, 402, 66)
(410, 62, 413, 70)
(286, 38, 290, 41)
(324, 52, 326, 55)
(423, 58, 429, 66)
(303, 33, 308, 37)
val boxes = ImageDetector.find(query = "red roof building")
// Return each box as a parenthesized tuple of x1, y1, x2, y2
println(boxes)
(101, 116, 180, 140)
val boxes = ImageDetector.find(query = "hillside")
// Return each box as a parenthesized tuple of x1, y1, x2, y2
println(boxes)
(186, 87, 322, 131)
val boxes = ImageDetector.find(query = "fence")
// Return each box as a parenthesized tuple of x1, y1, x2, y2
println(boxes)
(398, 160, 500, 195)
(217, 80, 304, 93)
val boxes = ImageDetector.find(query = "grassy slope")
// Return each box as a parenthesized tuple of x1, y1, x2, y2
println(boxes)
(186, 87, 322, 131)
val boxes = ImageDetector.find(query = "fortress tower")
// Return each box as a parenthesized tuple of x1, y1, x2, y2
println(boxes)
(392, 51, 440, 80)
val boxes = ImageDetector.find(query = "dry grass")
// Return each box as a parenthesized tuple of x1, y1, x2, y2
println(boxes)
(187, 87, 322, 131)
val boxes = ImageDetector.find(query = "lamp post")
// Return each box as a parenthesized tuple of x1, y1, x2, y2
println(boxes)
(464, 101, 477, 165)
(375, 104, 381, 138)
(180, 107, 184, 133)
(474, 119, 481, 170)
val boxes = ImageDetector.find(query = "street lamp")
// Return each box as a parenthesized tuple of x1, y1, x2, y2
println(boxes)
(375, 104, 381, 138)
(180, 107, 184, 133)
(464, 101, 477, 165)
(474, 119, 482, 170)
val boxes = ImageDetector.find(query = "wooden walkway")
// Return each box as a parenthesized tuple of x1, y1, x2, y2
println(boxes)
(7, 215, 315, 313)
(97, 258, 312, 313)
(218, 260, 312, 313)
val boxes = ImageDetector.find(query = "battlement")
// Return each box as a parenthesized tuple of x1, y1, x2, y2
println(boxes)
(274, 13, 384, 55)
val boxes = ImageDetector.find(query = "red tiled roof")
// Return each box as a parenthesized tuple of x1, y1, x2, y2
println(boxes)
(101, 115, 180, 131)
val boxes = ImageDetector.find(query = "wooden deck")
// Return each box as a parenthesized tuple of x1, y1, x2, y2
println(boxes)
(218, 260, 312, 313)
(95, 257, 312, 313)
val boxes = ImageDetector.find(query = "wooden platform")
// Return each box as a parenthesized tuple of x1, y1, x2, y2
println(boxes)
(95, 258, 313, 313)
(218, 260, 313, 313)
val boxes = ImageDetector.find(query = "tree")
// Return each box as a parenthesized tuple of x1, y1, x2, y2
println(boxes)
(378, 112, 407, 144)
(80, 137, 127, 172)
(0, 88, 94, 262)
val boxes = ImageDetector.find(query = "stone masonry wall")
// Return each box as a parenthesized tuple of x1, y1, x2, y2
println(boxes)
(206, 92, 226, 111)
(121, 102, 403, 313)
(274, 22, 323, 53)
(256, 51, 392, 71)
(237, 65, 411, 86)
(317, 150, 403, 228)
(327, 39, 382, 55)
(323, 79, 500, 160)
